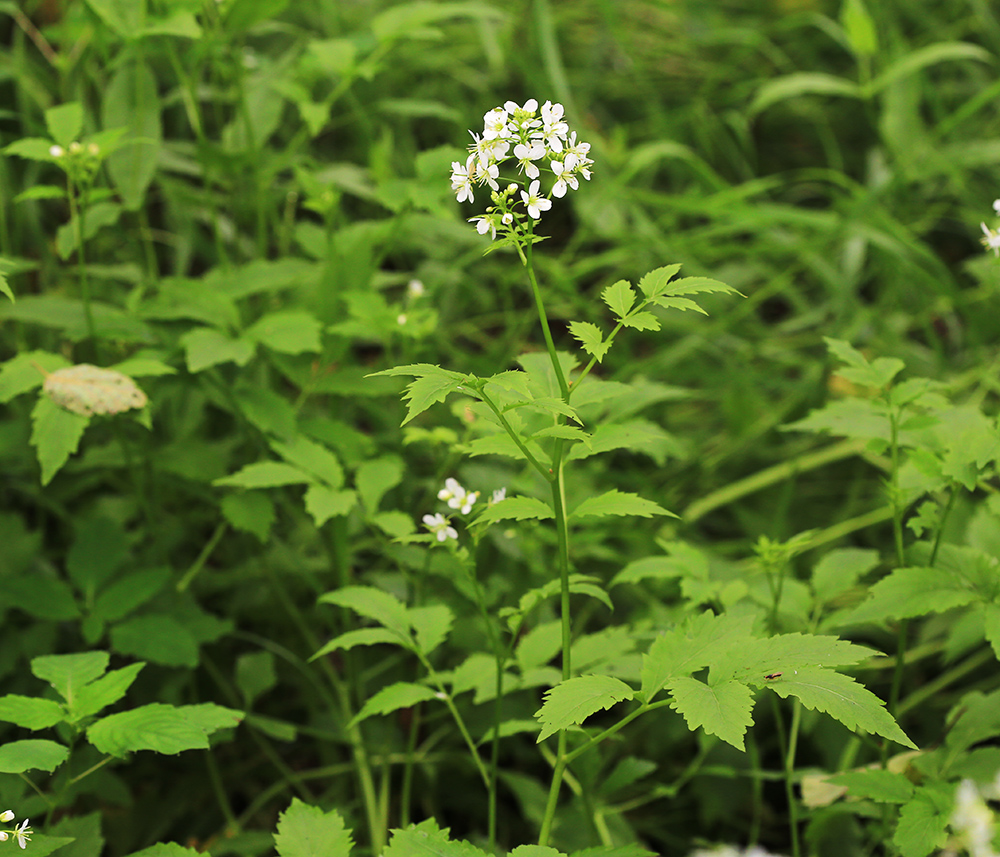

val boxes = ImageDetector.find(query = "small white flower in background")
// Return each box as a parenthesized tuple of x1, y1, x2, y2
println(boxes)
(438, 477, 479, 514)
(993, 198, 1000, 216)
(981, 222, 1000, 257)
(451, 97, 593, 236)
(422, 513, 457, 542)
(951, 779, 996, 857)
(407, 279, 425, 298)
(396, 314, 407, 326)
(489, 487, 507, 505)
(49, 145, 64, 158)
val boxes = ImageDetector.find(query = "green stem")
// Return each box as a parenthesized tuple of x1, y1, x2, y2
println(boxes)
(478, 386, 553, 480)
(785, 701, 802, 857)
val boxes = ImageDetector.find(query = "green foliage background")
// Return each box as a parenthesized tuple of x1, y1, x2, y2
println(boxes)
(1, 1, 1000, 856)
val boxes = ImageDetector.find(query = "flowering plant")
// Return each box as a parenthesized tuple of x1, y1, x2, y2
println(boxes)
(450, 99, 593, 242)
(0, 813, 31, 850)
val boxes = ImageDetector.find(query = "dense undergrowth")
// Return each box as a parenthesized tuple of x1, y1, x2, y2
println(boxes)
(2, 2, 1000, 857)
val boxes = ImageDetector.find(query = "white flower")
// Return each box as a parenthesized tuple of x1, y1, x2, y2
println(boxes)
(407, 279, 425, 298)
(450, 156, 475, 204)
(513, 140, 546, 179)
(13, 819, 30, 850)
(981, 222, 1000, 256)
(521, 180, 552, 220)
(422, 513, 458, 542)
(503, 99, 540, 133)
(396, 313, 407, 325)
(535, 100, 569, 152)
(482, 107, 510, 140)
(49, 145, 64, 157)
(0, 813, 11, 824)
(468, 131, 508, 167)
(438, 477, 479, 514)
(471, 215, 497, 240)
(993, 198, 1000, 216)
(551, 159, 579, 198)
(490, 488, 507, 504)
(952, 780, 995, 857)
(0, 833, 7, 842)
(471, 158, 500, 192)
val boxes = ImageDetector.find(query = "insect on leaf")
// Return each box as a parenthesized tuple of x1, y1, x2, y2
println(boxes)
(43, 364, 148, 417)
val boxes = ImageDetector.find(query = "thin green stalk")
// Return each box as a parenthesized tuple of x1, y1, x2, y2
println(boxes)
(67, 179, 96, 344)
(887, 408, 908, 718)
(784, 701, 802, 857)
(478, 387, 553, 480)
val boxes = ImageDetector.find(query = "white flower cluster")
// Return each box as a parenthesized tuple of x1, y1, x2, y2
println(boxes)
(980, 199, 1000, 257)
(949, 778, 999, 857)
(449, 99, 593, 239)
(0, 811, 31, 850)
(421, 480, 507, 543)
(687, 846, 786, 857)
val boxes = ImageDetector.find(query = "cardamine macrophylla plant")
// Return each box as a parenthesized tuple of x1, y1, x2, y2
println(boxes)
(310, 99, 917, 852)
(0, 811, 31, 850)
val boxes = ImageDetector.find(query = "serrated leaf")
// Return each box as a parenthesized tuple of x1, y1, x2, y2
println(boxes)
(640, 612, 755, 702)
(382, 823, 491, 857)
(0, 695, 66, 730)
(70, 662, 145, 722)
(32, 651, 108, 700)
(666, 676, 754, 750)
(710, 632, 877, 685)
(984, 603, 1000, 661)
(181, 327, 255, 372)
(349, 682, 438, 727)
(214, 461, 313, 489)
(893, 787, 951, 857)
(567, 420, 684, 465)
(401, 374, 465, 425)
(275, 799, 354, 857)
(636, 264, 683, 299)
(87, 702, 243, 756)
(568, 321, 610, 362)
(0, 738, 68, 773)
(649, 296, 707, 315)
(847, 567, 977, 625)
(221, 492, 275, 542)
(110, 614, 199, 667)
(475, 496, 554, 524)
(619, 311, 660, 331)
(529, 425, 591, 445)
(0, 351, 68, 402)
(536, 674, 634, 741)
(812, 548, 880, 604)
(271, 435, 343, 488)
(571, 490, 676, 520)
(312, 628, 403, 661)
(602, 280, 636, 319)
(355, 456, 403, 514)
(409, 604, 453, 656)
(30, 396, 90, 484)
(766, 667, 915, 748)
(0, 271, 11, 303)
(318, 586, 411, 641)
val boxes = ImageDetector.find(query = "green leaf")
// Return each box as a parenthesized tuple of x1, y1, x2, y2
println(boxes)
(648, 296, 707, 315)
(709, 632, 876, 685)
(82, 0, 144, 37)
(824, 337, 904, 389)
(5, 575, 80, 620)
(409, 604, 453, 656)
(271, 435, 343, 488)
(0, 739, 69, 773)
(828, 769, 914, 803)
(304, 486, 356, 526)
(749, 72, 862, 116)
(45, 102, 84, 147)
(841, 0, 878, 57)
(666, 676, 755, 750)
(640, 612, 755, 702)
(235, 652, 277, 705)
(214, 461, 313, 489)
(0, 351, 68, 402)
(635, 265, 682, 299)
(812, 547, 880, 604)
(349, 682, 438, 727)
(475, 496, 554, 524)
(247, 311, 322, 354)
(368, 364, 466, 425)
(129, 844, 202, 857)
(570, 490, 677, 520)
(56, 202, 123, 260)
(0, 696, 66, 730)
(102, 57, 161, 210)
(846, 567, 977, 625)
(355, 456, 403, 515)
(70, 662, 145, 722)
(567, 420, 684, 466)
(220, 492, 275, 542)
(3, 138, 63, 162)
(619, 311, 660, 331)
(312, 628, 404, 660)
(318, 586, 411, 640)
(275, 799, 353, 857)
(30, 396, 90, 484)
(32, 651, 108, 699)
(0, 270, 13, 302)
(181, 327, 255, 372)
(983, 603, 1000, 661)
(67, 516, 128, 594)
(536, 674, 634, 741)
(767, 667, 915, 748)
(567, 321, 610, 362)
(87, 703, 243, 756)
(382, 821, 491, 857)
(602, 280, 636, 319)
(110, 614, 199, 667)
(893, 786, 952, 857)
(869, 42, 991, 96)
